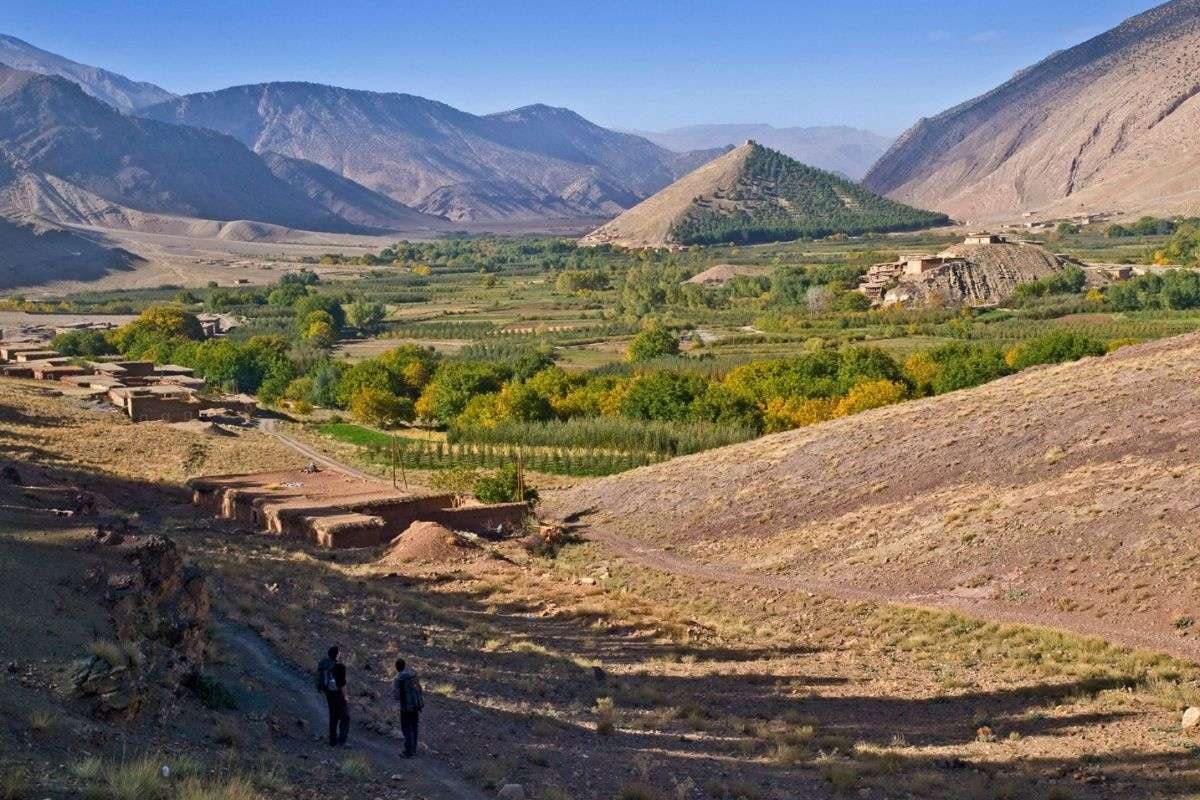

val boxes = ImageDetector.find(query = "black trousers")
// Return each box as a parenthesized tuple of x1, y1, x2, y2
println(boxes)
(325, 691, 349, 744)
(400, 710, 419, 756)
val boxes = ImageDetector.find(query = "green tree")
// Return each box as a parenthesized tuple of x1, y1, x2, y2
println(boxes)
(1006, 332, 1105, 370)
(627, 324, 679, 362)
(618, 372, 707, 422)
(51, 330, 115, 357)
(415, 362, 510, 424)
(474, 464, 537, 505)
(350, 387, 415, 427)
(293, 294, 346, 331)
(346, 298, 387, 334)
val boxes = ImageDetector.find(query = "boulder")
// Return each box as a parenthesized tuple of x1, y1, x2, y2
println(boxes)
(1183, 707, 1200, 729)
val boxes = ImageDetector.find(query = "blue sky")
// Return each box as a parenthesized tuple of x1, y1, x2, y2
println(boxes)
(1, 1, 1160, 134)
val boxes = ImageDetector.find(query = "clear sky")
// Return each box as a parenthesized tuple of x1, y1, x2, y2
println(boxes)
(0, 0, 1160, 135)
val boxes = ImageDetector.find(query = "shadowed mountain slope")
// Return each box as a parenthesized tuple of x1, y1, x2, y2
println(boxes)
(0, 66, 359, 234)
(0, 210, 142, 288)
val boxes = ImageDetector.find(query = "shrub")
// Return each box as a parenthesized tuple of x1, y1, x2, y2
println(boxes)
(594, 697, 617, 736)
(186, 674, 238, 711)
(1006, 331, 1106, 370)
(340, 756, 371, 781)
(474, 465, 537, 505)
(0, 766, 28, 800)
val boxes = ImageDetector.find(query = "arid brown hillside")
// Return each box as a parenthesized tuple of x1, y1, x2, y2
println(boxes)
(864, 0, 1200, 220)
(548, 332, 1200, 659)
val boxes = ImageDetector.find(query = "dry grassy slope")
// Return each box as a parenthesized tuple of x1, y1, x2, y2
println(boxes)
(864, 0, 1200, 220)
(579, 142, 753, 248)
(0, 380, 303, 483)
(547, 333, 1200, 657)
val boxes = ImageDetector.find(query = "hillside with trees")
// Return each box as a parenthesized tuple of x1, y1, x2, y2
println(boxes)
(581, 142, 948, 249)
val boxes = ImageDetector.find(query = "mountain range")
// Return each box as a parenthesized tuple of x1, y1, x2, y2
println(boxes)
(139, 85, 723, 222)
(865, 0, 1200, 221)
(0, 65, 365, 234)
(0, 33, 174, 112)
(634, 124, 893, 181)
(581, 141, 948, 249)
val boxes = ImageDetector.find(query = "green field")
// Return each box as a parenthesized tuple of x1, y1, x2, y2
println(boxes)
(16, 221, 1200, 489)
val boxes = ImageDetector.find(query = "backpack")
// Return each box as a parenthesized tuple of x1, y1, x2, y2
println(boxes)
(316, 661, 338, 692)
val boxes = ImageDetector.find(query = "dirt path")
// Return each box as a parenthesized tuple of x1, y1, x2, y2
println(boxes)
(253, 424, 1200, 661)
(257, 418, 378, 481)
(581, 524, 1200, 662)
(216, 617, 489, 800)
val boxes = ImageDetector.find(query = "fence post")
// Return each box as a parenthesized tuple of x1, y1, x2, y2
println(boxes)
(516, 449, 525, 504)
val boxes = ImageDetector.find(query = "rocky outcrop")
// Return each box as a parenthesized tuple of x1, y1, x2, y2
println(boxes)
(860, 239, 1075, 308)
(72, 530, 209, 719)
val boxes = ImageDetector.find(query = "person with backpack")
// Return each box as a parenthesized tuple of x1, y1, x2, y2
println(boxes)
(392, 658, 424, 758)
(316, 646, 349, 746)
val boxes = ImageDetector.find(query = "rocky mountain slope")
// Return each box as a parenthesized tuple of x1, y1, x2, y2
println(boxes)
(0, 33, 174, 112)
(260, 152, 453, 233)
(0, 65, 392, 235)
(0, 210, 142, 288)
(547, 332, 1200, 658)
(580, 141, 948, 248)
(863, 0, 1200, 221)
(140, 85, 716, 222)
(637, 123, 892, 180)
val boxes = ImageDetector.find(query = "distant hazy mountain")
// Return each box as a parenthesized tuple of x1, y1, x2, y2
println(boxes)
(634, 124, 893, 180)
(0, 65, 361, 234)
(864, 0, 1200, 220)
(581, 141, 947, 249)
(140, 85, 719, 222)
(0, 33, 174, 112)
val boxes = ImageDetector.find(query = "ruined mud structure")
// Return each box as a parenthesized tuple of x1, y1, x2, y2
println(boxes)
(0, 348, 255, 423)
(189, 468, 529, 548)
(858, 235, 1085, 308)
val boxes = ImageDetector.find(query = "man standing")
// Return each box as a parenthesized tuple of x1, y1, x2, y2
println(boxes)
(316, 646, 349, 746)
(392, 658, 424, 758)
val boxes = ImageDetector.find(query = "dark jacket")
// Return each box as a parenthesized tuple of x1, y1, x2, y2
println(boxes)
(393, 668, 423, 712)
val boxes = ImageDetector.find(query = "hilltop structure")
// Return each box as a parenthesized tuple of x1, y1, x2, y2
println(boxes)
(857, 234, 1082, 308)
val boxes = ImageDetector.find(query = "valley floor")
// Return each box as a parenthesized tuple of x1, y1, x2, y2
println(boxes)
(3, 377, 1200, 799)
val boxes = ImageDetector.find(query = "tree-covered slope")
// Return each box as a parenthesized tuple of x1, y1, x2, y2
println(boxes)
(581, 142, 948, 249)
(670, 144, 949, 246)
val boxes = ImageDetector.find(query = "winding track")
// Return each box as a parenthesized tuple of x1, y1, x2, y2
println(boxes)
(255, 418, 1200, 665)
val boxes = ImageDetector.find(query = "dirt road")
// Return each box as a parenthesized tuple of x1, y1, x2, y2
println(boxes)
(256, 421, 1200, 662)
(257, 418, 377, 481)
(216, 617, 488, 800)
